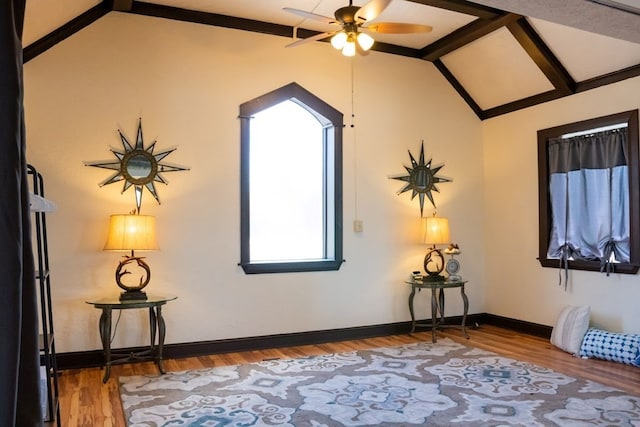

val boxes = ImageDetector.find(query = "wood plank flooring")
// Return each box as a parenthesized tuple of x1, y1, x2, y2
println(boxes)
(56, 324, 640, 427)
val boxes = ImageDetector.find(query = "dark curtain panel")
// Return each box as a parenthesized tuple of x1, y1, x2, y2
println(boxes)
(0, 0, 44, 425)
(547, 128, 630, 268)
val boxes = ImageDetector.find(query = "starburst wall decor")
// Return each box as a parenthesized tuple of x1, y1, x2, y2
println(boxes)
(85, 118, 189, 211)
(389, 141, 451, 217)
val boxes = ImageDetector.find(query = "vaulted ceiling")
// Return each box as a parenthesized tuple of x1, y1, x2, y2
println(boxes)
(23, 0, 640, 120)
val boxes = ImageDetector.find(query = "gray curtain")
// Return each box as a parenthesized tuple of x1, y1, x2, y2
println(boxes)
(547, 128, 630, 273)
(0, 0, 44, 425)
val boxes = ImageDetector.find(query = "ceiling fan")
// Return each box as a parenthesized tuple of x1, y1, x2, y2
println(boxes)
(284, 0, 432, 56)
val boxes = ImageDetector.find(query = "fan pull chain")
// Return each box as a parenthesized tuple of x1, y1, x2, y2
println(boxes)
(350, 58, 355, 128)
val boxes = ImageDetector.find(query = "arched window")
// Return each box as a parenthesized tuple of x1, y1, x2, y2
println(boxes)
(239, 83, 343, 274)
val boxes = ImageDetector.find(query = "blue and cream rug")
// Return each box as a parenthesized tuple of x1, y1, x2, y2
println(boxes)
(119, 338, 640, 426)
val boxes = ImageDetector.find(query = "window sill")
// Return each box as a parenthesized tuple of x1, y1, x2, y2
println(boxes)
(240, 259, 344, 274)
(537, 258, 639, 274)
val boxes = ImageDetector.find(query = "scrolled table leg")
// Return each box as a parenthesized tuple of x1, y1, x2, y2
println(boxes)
(438, 288, 446, 325)
(408, 285, 417, 335)
(156, 305, 167, 374)
(461, 284, 469, 339)
(100, 307, 113, 383)
(430, 287, 438, 343)
(149, 307, 157, 350)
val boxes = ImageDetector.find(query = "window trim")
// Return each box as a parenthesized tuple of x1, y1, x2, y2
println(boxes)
(537, 109, 640, 274)
(239, 82, 343, 274)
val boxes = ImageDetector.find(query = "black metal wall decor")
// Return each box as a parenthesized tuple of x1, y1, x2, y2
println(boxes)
(85, 118, 189, 211)
(389, 141, 451, 217)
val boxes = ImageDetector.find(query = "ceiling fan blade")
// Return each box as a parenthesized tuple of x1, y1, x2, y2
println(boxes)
(355, 0, 391, 22)
(285, 31, 335, 48)
(283, 7, 337, 25)
(355, 43, 371, 56)
(364, 22, 433, 34)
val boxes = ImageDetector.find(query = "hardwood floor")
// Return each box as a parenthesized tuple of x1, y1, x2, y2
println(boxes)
(56, 324, 640, 427)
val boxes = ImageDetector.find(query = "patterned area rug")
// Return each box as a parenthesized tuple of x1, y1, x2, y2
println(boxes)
(119, 338, 640, 426)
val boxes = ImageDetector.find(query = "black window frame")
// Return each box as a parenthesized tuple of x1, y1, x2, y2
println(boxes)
(537, 109, 640, 274)
(239, 82, 343, 274)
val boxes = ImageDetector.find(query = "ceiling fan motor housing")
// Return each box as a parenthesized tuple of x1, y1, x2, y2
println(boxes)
(334, 5, 360, 24)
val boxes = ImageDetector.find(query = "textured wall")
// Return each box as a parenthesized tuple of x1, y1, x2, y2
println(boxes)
(472, 0, 640, 44)
(23, 12, 485, 352)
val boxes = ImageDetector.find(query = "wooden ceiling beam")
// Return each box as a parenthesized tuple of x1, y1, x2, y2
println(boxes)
(481, 89, 565, 120)
(131, 2, 293, 38)
(419, 12, 521, 61)
(113, 0, 134, 12)
(507, 18, 575, 95)
(23, 1, 111, 63)
(577, 62, 640, 93)
(405, 0, 502, 19)
(433, 59, 483, 118)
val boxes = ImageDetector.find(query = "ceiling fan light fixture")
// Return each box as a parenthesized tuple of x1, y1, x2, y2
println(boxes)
(331, 31, 348, 49)
(342, 38, 356, 56)
(357, 32, 374, 51)
(284, 1, 428, 55)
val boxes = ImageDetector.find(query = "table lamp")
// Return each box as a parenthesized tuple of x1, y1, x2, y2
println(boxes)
(104, 213, 159, 300)
(423, 214, 450, 281)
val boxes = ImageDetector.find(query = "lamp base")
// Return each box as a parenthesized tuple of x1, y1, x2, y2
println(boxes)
(119, 290, 148, 301)
(424, 248, 445, 278)
(423, 274, 445, 282)
(115, 254, 151, 301)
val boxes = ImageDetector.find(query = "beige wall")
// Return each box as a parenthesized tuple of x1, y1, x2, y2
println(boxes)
(24, 13, 485, 352)
(482, 78, 640, 334)
(26, 11, 639, 355)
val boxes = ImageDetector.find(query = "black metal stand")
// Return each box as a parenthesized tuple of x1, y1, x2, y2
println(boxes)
(29, 164, 61, 427)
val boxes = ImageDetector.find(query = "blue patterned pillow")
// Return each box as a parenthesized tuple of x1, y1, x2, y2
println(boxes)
(579, 328, 640, 366)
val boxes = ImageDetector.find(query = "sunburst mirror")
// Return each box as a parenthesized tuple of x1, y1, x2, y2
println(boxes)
(85, 118, 189, 211)
(389, 141, 451, 217)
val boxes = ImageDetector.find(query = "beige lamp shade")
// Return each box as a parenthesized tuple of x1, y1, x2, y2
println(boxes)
(423, 216, 450, 246)
(104, 214, 159, 251)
